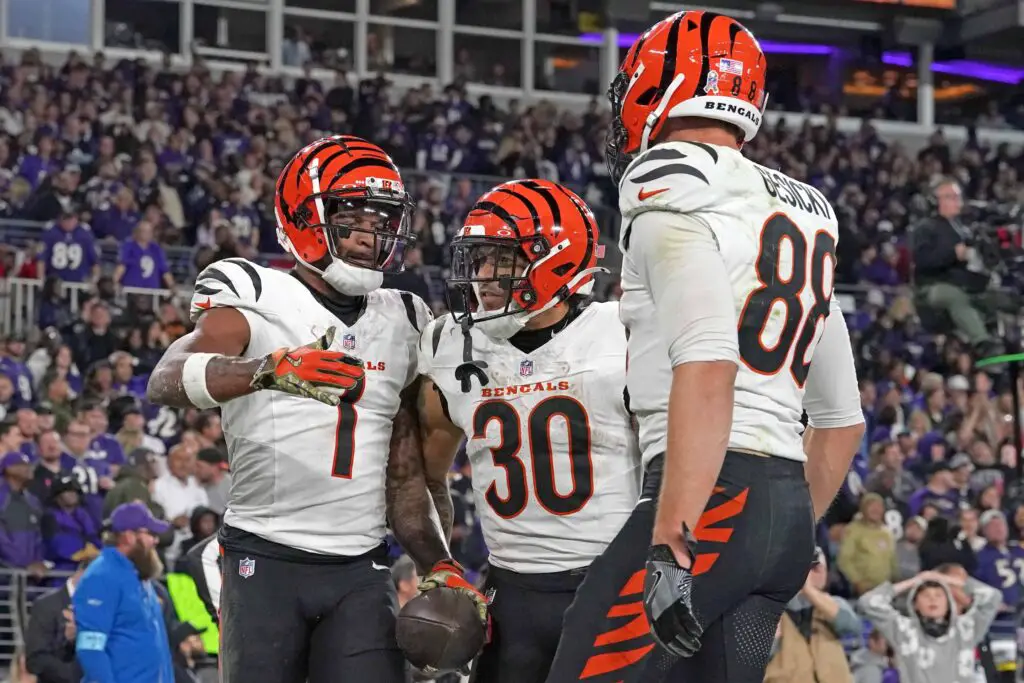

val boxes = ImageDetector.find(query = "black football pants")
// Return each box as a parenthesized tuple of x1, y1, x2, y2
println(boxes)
(219, 545, 406, 683)
(545, 451, 816, 683)
(470, 566, 585, 683)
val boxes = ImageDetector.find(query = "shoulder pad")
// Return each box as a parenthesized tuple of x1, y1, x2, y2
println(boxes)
(397, 290, 434, 335)
(618, 141, 725, 219)
(189, 258, 266, 322)
(417, 314, 454, 378)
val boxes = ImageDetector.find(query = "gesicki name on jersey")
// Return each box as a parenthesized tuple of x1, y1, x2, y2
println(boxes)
(754, 166, 834, 221)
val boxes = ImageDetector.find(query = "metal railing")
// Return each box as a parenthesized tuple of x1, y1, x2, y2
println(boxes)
(0, 568, 75, 673)
(0, 278, 182, 338)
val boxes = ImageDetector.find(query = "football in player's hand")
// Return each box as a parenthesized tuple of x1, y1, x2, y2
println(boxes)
(396, 587, 486, 673)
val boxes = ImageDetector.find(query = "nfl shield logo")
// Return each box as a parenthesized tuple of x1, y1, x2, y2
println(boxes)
(519, 360, 534, 377)
(238, 557, 255, 579)
(342, 334, 356, 350)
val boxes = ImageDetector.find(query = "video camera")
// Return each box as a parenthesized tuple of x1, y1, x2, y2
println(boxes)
(961, 200, 1024, 289)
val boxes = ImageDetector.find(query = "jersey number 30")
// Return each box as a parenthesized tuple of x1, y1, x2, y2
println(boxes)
(738, 213, 836, 386)
(473, 396, 593, 519)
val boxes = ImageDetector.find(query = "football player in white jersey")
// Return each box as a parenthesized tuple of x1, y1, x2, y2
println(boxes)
(146, 136, 486, 683)
(415, 179, 642, 682)
(547, 11, 866, 683)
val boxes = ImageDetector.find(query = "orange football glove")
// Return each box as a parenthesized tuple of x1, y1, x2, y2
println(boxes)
(250, 327, 365, 406)
(418, 559, 491, 630)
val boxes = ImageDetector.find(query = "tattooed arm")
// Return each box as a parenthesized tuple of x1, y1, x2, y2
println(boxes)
(387, 377, 452, 572)
(146, 307, 262, 408)
(417, 378, 465, 541)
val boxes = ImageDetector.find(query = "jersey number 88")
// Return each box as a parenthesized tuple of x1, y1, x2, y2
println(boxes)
(737, 213, 837, 387)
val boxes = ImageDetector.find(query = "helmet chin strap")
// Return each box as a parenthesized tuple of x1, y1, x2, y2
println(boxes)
(281, 238, 384, 297)
(472, 266, 608, 341)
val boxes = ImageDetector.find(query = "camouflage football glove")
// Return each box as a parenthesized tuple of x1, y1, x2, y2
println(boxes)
(250, 326, 365, 407)
(419, 559, 491, 629)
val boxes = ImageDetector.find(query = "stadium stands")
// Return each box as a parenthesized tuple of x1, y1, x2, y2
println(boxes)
(2, 0, 1024, 681)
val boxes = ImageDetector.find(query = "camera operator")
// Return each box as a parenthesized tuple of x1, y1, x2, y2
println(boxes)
(911, 178, 1003, 356)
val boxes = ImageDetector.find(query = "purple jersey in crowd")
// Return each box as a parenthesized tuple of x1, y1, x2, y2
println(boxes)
(119, 240, 168, 289)
(41, 225, 97, 283)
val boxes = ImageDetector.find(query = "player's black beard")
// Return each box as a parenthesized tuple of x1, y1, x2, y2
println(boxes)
(127, 540, 164, 580)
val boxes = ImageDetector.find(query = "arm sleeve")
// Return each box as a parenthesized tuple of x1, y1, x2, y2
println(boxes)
(626, 211, 739, 368)
(857, 582, 901, 646)
(73, 574, 118, 683)
(803, 298, 864, 429)
(963, 577, 1003, 645)
(830, 595, 864, 637)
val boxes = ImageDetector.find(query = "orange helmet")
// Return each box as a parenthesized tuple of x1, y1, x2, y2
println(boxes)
(274, 135, 415, 295)
(606, 10, 768, 183)
(447, 179, 604, 338)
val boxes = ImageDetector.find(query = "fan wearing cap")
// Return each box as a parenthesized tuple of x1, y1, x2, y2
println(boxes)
(0, 333, 33, 406)
(907, 461, 961, 520)
(0, 451, 48, 577)
(36, 208, 98, 285)
(972, 510, 1024, 615)
(170, 621, 209, 682)
(73, 502, 174, 683)
(41, 475, 101, 574)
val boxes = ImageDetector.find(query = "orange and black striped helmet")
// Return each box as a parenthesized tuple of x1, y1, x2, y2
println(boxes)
(274, 135, 415, 276)
(607, 10, 768, 184)
(447, 179, 603, 327)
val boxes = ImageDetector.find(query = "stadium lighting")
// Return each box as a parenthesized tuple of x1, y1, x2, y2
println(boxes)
(579, 33, 1024, 84)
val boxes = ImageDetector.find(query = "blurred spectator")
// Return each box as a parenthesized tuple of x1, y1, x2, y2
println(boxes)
(0, 451, 47, 577)
(73, 503, 174, 683)
(764, 548, 859, 682)
(41, 475, 100, 573)
(1, 335, 33, 407)
(23, 558, 89, 683)
(153, 444, 208, 563)
(860, 569, 1000, 683)
(168, 622, 208, 683)
(849, 628, 893, 683)
(0, 420, 24, 459)
(972, 509, 1024, 616)
(896, 516, 927, 581)
(919, 515, 976, 572)
(911, 177, 1010, 356)
(390, 555, 419, 609)
(30, 429, 70, 503)
(838, 493, 897, 595)
(908, 461, 960, 519)
(67, 302, 117, 372)
(37, 211, 98, 285)
(60, 418, 115, 525)
(114, 220, 174, 291)
(193, 449, 228, 516)
(114, 403, 165, 456)
(102, 449, 168, 532)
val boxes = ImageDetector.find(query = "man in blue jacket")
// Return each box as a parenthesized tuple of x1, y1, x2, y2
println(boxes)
(73, 502, 174, 683)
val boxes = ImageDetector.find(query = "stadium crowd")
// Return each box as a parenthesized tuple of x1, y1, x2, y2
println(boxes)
(0, 44, 1023, 683)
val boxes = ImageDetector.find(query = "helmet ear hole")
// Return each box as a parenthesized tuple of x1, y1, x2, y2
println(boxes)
(635, 87, 660, 106)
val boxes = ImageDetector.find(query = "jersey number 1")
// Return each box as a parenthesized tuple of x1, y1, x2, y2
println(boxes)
(737, 213, 836, 386)
(473, 396, 594, 519)
(331, 382, 366, 479)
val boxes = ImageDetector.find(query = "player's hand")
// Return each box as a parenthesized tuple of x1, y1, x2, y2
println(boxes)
(419, 559, 491, 630)
(643, 524, 702, 658)
(250, 326, 365, 407)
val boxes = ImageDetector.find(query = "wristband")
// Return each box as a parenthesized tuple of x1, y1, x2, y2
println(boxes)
(182, 353, 223, 409)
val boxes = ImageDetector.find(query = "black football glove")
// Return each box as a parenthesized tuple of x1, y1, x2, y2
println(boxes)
(642, 523, 702, 658)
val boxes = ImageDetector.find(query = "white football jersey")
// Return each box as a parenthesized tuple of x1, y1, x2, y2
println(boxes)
(420, 302, 641, 574)
(618, 141, 840, 464)
(188, 258, 431, 556)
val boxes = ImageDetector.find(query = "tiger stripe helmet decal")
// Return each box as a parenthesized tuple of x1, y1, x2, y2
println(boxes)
(606, 10, 768, 184)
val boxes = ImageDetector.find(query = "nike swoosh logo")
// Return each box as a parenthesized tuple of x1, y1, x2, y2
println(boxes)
(638, 187, 669, 201)
(371, 562, 388, 571)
